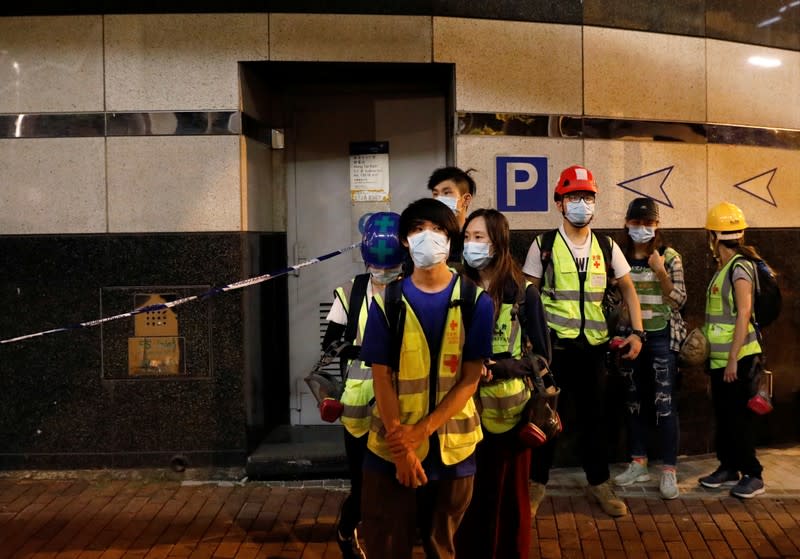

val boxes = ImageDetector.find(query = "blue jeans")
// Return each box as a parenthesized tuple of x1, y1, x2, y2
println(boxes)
(619, 329, 679, 466)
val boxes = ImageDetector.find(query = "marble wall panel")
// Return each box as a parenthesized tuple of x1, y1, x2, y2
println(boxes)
(583, 0, 705, 36)
(706, 0, 800, 52)
(106, 136, 241, 233)
(583, 139, 708, 229)
(707, 39, 800, 130)
(269, 14, 431, 62)
(104, 14, 269, 111)
(584, 27, 706, 122)
(434, 18, 582, 114)
(707, 144, 800, 228)
(0, 16, 103, 113)
(0, 138, 106, 234)
(455, 135, 583, 231)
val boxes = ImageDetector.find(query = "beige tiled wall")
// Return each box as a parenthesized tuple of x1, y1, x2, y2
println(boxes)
(583, 140, 708, 229)
(270, 14, 431, 62)
(707, 144, 800, 228)
(104, 14, 269, 111)
(106, 136, 241, 232)
(0, 16, 104, 113)
(707, 39, 800, 130)
(456, 135, 583, 231)
(584, 27, 706, 122)
(0, 138, 106, 234)
(435, 18, 582, 114)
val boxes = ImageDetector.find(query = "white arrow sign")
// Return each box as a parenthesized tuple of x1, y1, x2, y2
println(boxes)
(616, 166, 674, 208)
(733, 168, 777, 206)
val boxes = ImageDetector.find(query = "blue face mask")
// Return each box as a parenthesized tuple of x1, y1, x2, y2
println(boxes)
(437, 196, 459, 214)
(407, 230, 450, 269)
(564, 200, 594, 227)
(369, 266, 402, 285)
(628, 225, 656, 244)
(463, 242, 493, 270)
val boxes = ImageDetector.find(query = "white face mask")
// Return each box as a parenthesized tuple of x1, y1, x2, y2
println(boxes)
(369, 266, 402, 285)
(564, 200, 594, 227)
(437, 196, 460, 214)
(463, 242, 493, 270)
(407, 230, 450, 269)
(628, 225, 656, 244)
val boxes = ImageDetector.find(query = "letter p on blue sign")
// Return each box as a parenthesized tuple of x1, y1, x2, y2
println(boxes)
(496, 156, 548, 212)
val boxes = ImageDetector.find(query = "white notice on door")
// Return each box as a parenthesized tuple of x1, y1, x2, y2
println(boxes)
(350, 141, 390, 202)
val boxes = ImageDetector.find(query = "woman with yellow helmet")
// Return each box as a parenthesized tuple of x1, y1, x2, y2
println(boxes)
(698, 202, 765, 498)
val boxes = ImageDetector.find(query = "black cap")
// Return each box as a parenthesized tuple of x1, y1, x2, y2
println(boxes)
(625, 197, 659, 221)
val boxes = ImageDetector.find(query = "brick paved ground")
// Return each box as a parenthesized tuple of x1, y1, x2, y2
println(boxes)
(1, 446, 799, 559)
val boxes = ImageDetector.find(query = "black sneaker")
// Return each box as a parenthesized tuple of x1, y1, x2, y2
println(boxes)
(730, 476, 765, 499)
(699, 469, 740, 488)
(337, 528, 366, 559)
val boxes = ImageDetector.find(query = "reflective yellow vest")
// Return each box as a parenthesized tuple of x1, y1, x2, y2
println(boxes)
(629, 248, 676, 332)
(703, 256, 762, 369)
(368, 277, 483, 466)
(334, 278, 374, 438)
(540, 232, 609, 345)
(479, 284, 532, 434)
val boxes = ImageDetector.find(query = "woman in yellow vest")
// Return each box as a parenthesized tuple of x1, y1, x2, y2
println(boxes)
(321, 212, 404, 559)
(613, 198, 687, 500)
(454, 209, 550, 559)
(698, 202, 764, 498)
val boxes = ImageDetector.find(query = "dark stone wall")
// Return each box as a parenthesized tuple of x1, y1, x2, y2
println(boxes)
(0, 232, 288, 470)
(510, 228, 800, 466)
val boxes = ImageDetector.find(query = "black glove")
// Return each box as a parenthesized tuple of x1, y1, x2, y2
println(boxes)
(487, 357, 534, 380)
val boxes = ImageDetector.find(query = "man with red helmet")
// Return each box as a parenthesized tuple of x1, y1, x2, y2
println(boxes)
(522, 165, 644, 517)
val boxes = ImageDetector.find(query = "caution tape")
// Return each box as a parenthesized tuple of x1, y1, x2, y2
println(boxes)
(1, 242, 361, 345)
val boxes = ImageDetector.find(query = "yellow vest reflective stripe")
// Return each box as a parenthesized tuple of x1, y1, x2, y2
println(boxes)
(541, 233, 609, 345)
(334, 279, 374, 437)
(479, 286, 532, 434)
(703, 256, 762, 369)
(629, 249, 675, 332)
(368, 278, 484, 465)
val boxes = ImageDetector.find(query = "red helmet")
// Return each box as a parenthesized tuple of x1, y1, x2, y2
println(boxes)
(554, 165, 597, 197)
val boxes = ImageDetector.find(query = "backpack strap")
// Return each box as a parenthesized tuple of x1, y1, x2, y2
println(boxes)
(384, 278, 406, 372)
(538, 229, 558, 287)
(450, 276, 478, 333)
(343, 273, 370, 345)
(726, 256, 761, 335)
(596, 233, 614, 279)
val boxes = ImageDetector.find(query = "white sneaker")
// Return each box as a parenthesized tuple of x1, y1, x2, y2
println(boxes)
(660, 470, 679, 500)
(614, 461, 650, 486)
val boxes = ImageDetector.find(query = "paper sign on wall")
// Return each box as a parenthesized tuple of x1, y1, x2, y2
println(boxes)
(350, 141, 390, 202)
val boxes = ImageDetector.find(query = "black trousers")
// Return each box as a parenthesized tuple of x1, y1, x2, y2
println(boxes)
(709, 354, 763, 478)
(338, 430, 368, 537)
(530, 334, 611, 487)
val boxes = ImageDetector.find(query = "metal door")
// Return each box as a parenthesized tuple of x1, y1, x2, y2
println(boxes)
(287, 93, 446, 424)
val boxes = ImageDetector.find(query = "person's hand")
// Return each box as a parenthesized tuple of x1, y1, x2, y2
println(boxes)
(394, 451, 428, 488)
(723, 361, 738, 383)
(622, 334, 643, 360)
(480, 361, 494, 383)
(648, 250, 666, 277)
(386, 422, 428, 458)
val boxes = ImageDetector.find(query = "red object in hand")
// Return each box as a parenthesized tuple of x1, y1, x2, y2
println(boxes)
(319, 398, 344, 422)
(519, 422, 547, 448)
(609, 337, 627, 351)
(747, 392, 773, 415)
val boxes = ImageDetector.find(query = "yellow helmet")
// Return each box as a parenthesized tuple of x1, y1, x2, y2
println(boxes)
(706, 202, 747, 239)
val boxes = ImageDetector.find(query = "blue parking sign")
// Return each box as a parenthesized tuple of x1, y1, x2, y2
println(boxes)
(496, 156, 548, 212)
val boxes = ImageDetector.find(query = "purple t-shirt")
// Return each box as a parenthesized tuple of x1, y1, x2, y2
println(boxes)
(359, 274, 494, 479)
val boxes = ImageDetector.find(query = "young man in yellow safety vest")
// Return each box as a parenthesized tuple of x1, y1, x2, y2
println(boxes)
(358, 197, 494, 559)
(321, 212, 405, 559)
(522, 165, 644, 518)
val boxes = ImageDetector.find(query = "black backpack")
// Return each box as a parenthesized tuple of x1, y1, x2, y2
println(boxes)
(383, 276, 478, 371)
(728, 256, 781, 330)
